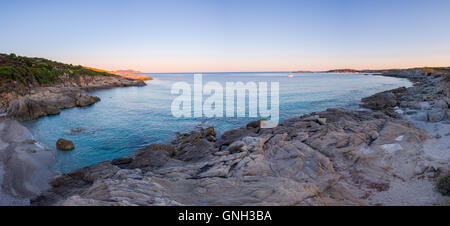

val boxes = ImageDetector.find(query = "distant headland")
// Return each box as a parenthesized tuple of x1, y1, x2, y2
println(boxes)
(83, 67, 152, 81)
(115, 69, 143, 74)
(293, 67, 450, 77)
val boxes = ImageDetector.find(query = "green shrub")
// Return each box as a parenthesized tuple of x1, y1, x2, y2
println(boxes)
(36, 62, 50, 68)
(23, 58, 33, 67)
(12, 72, 25, 84)
(0, 65, 14, 78)
(436, 173, 450, 196)
(8, 53, 17, 60)
(1, 53, 116, 85)
(31, 67, 60, 84)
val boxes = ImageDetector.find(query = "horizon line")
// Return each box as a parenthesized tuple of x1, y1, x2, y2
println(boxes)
(135, 65, 450, 74)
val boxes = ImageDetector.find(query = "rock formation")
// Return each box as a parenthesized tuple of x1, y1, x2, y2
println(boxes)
(2, 75, 146, 121)
(0, 118, 55, 205)
(362, 75, 449, 124)
(32, 105, 449, 205)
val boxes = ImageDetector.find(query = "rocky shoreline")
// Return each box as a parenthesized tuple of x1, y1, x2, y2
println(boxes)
(2, 75, 146, 121)
(0, 71, 146, 205)
(29, 71, 449, 206)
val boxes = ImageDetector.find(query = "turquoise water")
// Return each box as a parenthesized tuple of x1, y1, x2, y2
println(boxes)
(23, 73, 411, 173)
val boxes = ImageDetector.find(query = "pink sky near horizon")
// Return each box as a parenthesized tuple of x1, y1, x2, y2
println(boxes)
(55, 55, 450, 73)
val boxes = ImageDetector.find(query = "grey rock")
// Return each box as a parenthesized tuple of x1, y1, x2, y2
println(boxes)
(370, 131, 379, 141)
(207, 135, 216, 142)
(427, 110, 446, 122)
(0, 118, 55, 205)
(412, 111, 429, 122)
(361, 91, 398, 110)
(415, 101, 432, 110)
(303, 115, 327, 125)
(296, 132, 309, 142)
(303, 115, 320, 121)
(434, 100, 449, 109)
(128, 144, 174, 169)
(111, 157, 133, 166)
(317, 118, 327, 125)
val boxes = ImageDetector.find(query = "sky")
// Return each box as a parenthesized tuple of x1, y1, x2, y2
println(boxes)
(1, 0, 450, 73)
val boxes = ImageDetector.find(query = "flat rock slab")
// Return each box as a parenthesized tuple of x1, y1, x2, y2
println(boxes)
(0, 118, 55, 205)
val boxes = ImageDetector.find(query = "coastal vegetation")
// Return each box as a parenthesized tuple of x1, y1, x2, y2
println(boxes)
(436, 173, 450, 196)
(0, 53, 115, 87)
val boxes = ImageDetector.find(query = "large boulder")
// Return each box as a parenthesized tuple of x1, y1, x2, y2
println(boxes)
(56, 139, 75, 151)
(246, 120, 261, 129)
(427, 110, 446, 122)
(127, 144, 175, 169)
(411, 101, 432, 110)
(75, 94, 100, 107)
(433, 100, 449, 109)
(412, 111, 428, 121)
(361, 92, 398, 110)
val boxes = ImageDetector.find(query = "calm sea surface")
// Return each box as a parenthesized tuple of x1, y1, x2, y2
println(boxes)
(23, 72, 412, 173)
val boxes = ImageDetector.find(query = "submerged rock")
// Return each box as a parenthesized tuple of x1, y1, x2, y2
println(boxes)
(70, 128, 83, 133)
